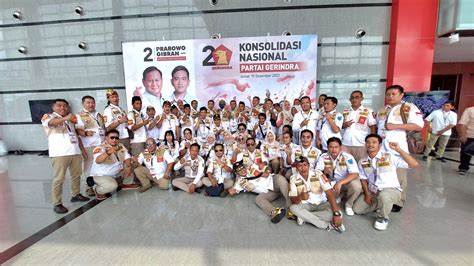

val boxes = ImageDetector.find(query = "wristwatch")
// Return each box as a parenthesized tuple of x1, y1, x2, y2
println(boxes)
(333, 210, 342, 217)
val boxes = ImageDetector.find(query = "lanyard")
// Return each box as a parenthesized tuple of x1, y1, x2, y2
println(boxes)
(368, 158, 379, 184)
(54, 112, 73, 133)
(86, 111, 101, 127)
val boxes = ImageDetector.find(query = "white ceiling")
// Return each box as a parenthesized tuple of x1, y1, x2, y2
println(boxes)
(434, 36, 474, 63)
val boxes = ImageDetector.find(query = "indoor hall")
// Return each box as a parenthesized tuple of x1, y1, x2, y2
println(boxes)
(0, 151, 473, 264)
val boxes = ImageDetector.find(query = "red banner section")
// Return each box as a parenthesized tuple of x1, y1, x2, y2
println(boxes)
(240, 62, 305, 73)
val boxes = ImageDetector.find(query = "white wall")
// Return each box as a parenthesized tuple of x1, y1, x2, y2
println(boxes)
(0, 0, 391, 150)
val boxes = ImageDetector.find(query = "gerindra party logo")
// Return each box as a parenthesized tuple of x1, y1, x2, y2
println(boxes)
(202, 44, 233, 70)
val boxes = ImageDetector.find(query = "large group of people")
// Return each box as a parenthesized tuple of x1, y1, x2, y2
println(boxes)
(41, 84, 473, 232)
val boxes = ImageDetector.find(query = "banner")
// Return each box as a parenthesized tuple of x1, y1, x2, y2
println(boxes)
(122, 35, 317, 112)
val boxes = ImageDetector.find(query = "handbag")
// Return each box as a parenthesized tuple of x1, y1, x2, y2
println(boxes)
(400, 103, 424, 154)
(205, 183, 224, 197)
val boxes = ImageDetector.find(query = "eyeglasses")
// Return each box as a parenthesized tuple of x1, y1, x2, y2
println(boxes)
(109, 136, 119, 140)
(246, 143, 255, 146)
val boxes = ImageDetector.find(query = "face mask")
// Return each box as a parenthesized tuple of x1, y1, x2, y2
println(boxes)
(219, 102, 225, 109)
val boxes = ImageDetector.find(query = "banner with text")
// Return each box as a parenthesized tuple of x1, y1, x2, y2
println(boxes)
(122, 34, 317, 111)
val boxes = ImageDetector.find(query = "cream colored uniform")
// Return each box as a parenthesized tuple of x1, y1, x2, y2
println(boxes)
(134, 148, 174, 190)
(316, 152, 361, 207)
(172, 155, 205, 192)
(290, 145, 321, 174)
(42, 112, 83, 206)
(128, 109, 147, 156)
(288, 169, 334, 229)
(376, 102, 424, 154)
(203, 157, 234, 189)
(103, 104, 129, 139)
(233, 149, 273, 194)
(353, 151, 409, 219)
(292, 110, 319, 144)
(317, 110, 344, 151)
(158, 113, 179, 141)
(76, 110, 105, 179)
(90, 142, 131, 195)
(341, 105, 376, 160)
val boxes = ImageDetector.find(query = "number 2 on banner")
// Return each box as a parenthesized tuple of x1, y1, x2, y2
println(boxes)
(202, 45, 215, 66)
(143, 47, 153, 62)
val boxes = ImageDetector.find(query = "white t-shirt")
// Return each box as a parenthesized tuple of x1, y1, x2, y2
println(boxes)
(425, 109, 457, 136)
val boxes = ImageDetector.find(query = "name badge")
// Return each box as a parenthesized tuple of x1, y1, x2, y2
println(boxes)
(68, 132, 78, 144)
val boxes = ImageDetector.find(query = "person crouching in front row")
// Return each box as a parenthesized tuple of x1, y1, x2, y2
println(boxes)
(172, 143, 205, 193)
(87, 129, 135, 200)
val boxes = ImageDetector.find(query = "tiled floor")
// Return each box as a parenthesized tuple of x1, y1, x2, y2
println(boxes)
(0, 152, 473, 265)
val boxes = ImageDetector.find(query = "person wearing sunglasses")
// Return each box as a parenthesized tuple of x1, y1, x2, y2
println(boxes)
(230, 138, 292, 223)
(133, 138, 174, 192)
(87, 129, 135, 201)
(202, 144, 234, 197)
(289, 156, 345, 233)
(341, 90, 376, 162)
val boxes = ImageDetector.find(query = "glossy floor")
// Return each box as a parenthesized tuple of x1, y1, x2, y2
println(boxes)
(0, 152, 473, 265)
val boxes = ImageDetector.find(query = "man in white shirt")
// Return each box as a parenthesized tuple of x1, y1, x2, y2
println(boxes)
(172, 143, 205, 193)
(457, 106, 474, 175)
(88, 129, 135, 200)
(292, 96, 318, 146)
(317, 97, 344, 152)
(42, 99, 89, 213)
(316, 137, 361, 216)
(103, 89, 130, 150)
(375, 85, 424, 212)
(128, 96, 150, 156)
(286, 129, 321, 174)
(156, 101, 180, 141)
(341, 91, 376, 161)
(75, 95, 106, 196)
(165, 65, 195, 105)
(353, 134, 419, 231)
(195, 107, 212, 144)
(252, 113, 274, 142)
(422, 101, 457, 162)
(202, 144, 234, 197)
(133, 138, 174, 192)
(289, 157, 345, 232)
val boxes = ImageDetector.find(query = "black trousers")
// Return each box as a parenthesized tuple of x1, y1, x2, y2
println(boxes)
(459, 138, 474, 171)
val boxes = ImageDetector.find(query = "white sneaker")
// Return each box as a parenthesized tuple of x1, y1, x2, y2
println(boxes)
(374, 217, 389, 231)
(328, 222, 346, 233)
(296, 217, 305, 226)
(345, 207, 354, 216)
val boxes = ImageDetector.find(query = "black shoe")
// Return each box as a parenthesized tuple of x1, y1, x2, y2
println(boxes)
(71, 194, 90, 202)
(391, 205, 402, 213)
(172, 185, 179, 191)
(270, 208, 286, 224)
(220, 189, 228, 197)
(86, 176, 95, 187)
(195, 187, 201, 194)
(422, 156, 428, 161)
(436, 157, 447, 162)
(53, 204, 69, 214)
